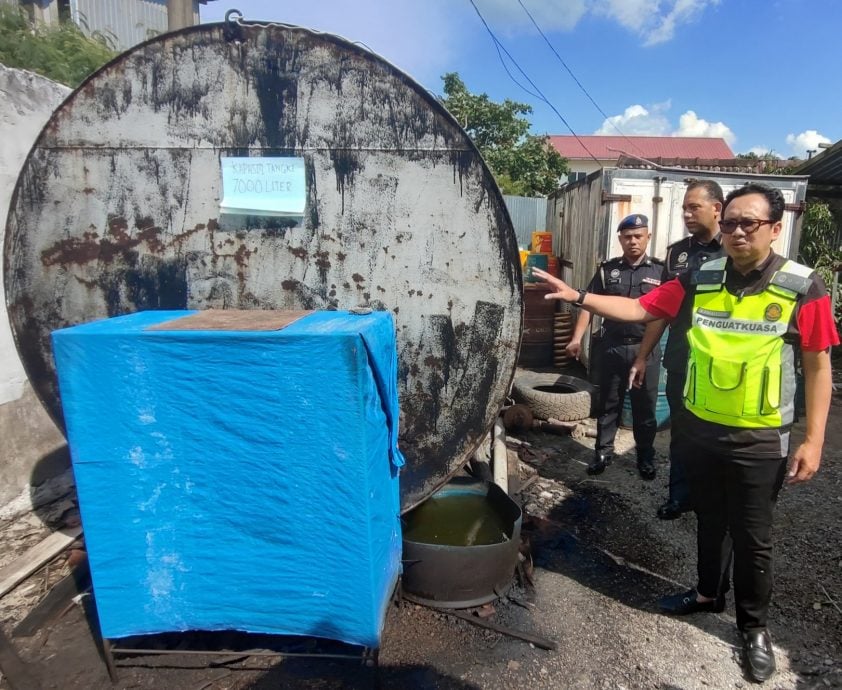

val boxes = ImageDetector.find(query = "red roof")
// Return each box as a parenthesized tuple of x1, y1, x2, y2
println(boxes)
(549, 135, 734, 160)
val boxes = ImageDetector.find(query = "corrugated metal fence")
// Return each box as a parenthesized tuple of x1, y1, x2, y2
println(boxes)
(69, 0, 201, 50)
(503, 194, 548, 248)
(71, 0, 168, 48)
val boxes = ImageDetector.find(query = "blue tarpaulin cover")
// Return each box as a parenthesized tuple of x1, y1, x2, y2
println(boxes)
(52, 310, 403, 646)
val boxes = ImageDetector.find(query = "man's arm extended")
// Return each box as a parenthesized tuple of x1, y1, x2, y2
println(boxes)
(531, 267, 656, 323)
(787, 348, 832, 483)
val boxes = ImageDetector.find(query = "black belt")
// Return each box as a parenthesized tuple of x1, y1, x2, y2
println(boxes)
(608, 337, 642, 345)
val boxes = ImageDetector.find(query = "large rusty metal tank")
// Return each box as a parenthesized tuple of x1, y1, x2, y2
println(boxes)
(3, 18, 522, 511)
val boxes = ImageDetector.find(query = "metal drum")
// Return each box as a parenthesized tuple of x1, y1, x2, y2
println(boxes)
(3, 18, 522, 511)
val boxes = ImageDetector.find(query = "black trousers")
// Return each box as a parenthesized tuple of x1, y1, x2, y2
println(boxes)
(665, 370, 690, 506)
(595, 342, 659, 457)
(684, 446, 787, 631)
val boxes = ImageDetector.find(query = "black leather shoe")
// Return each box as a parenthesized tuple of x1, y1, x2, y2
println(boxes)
(743, 629, 776, 683)
(657, 499, 690, 520)
(587, 452, 612, 475)
(637, 457, 656, 480)
(658, 589, 725, 615)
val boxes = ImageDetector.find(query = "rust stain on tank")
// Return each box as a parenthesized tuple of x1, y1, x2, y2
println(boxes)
(314, 251, 330, 270)
(234, 245, 252, 268)
(281, 279, 299, 290)
(289, 246, 308, 259)
(352, 273, 365, 283)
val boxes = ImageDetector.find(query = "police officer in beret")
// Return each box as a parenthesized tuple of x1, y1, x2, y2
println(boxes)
(566, 214, 663, 478)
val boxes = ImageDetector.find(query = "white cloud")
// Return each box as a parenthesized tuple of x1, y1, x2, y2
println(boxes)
(595, 102, 736, 145)
(462, 0, 719, 44)
(594, 0, 656, 33)
(785, 130, 831, 157)
(746, 146, 772, 156)
(644, 0, 720, 46)
(594, 102, 670, 135)
(594, 0, 720, 46)
(674, 110, 736, 145)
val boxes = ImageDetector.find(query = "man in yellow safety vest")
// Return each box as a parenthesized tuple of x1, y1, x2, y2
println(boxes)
(532, 182, 838, 684)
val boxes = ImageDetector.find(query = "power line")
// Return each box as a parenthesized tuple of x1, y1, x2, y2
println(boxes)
(516, 0, 645, 157)
(467, 0, 603, 168)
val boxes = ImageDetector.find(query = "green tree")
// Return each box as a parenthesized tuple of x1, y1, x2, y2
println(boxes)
(440, 73, 567, 197)
(0, 5, 116, 87)
(798, 200, 842, 291)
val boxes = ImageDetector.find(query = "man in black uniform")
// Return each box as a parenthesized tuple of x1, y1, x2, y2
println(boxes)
(566, 214, 663, 478)
(629, 179, 726, 519)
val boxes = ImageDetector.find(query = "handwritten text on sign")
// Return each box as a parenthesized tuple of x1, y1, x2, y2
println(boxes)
(220, 157, 306, 216)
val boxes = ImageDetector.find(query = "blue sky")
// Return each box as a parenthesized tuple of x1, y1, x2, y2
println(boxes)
(201, 0, 839, 158)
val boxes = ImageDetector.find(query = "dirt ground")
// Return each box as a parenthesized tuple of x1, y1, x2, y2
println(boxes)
(1, 378, 841, 689)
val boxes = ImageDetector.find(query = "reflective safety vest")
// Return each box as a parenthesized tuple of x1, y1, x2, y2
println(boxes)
(683, 257, 813, 428)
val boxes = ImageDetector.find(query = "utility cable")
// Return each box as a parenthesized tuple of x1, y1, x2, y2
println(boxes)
(467, 0, 603, 167)
(516, 0, 645, 157)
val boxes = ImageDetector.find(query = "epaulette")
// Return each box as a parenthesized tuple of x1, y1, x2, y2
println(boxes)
(650, 257, 665, 265)
(666, 236, 691, 251)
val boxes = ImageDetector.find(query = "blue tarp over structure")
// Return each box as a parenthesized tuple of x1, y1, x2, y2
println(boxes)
(52, 310, 403, 647)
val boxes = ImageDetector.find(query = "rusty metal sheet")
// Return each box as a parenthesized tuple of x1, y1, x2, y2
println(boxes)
(146, 309, 312, 331)
(3, 20, 522, 511)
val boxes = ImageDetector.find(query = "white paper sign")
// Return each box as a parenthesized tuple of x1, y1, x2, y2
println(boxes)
(220, 157, 306, 216)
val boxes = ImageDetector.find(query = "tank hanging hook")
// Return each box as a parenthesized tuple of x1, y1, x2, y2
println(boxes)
(223, 9, 245, 43)
(224, 8, 243, 24)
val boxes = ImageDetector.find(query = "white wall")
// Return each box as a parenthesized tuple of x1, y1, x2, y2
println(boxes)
(0, 64, 71, 510)
(566, 159, 610, 178)
(1, 65, 69, 404)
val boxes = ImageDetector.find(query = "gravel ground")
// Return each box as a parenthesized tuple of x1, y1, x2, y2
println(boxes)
(1, 383, 841, 688)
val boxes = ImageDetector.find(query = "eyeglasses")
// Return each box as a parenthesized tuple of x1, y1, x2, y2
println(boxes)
(718, 218, 775, 234)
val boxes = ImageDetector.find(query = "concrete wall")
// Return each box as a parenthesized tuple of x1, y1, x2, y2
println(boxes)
(0, 64, 71, 509)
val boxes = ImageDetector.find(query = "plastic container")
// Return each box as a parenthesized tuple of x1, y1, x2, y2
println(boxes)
(524, 253, 549, 283)
(531, 231, 553, 254)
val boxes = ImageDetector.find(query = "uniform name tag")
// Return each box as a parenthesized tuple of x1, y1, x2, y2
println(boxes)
(641, 277, 661, 286)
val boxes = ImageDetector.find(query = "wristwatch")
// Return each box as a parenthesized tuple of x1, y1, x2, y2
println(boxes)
(575, 289, 587, 305)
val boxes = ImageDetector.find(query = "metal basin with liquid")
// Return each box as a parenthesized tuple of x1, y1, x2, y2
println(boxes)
(401, 477, 522, 608)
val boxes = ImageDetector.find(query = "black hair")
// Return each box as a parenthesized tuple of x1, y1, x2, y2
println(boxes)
(686, 178, 725, 205)
(723, 183, 785, 222)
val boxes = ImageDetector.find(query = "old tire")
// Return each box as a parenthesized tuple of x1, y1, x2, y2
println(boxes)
(512, 370, 594, 421)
